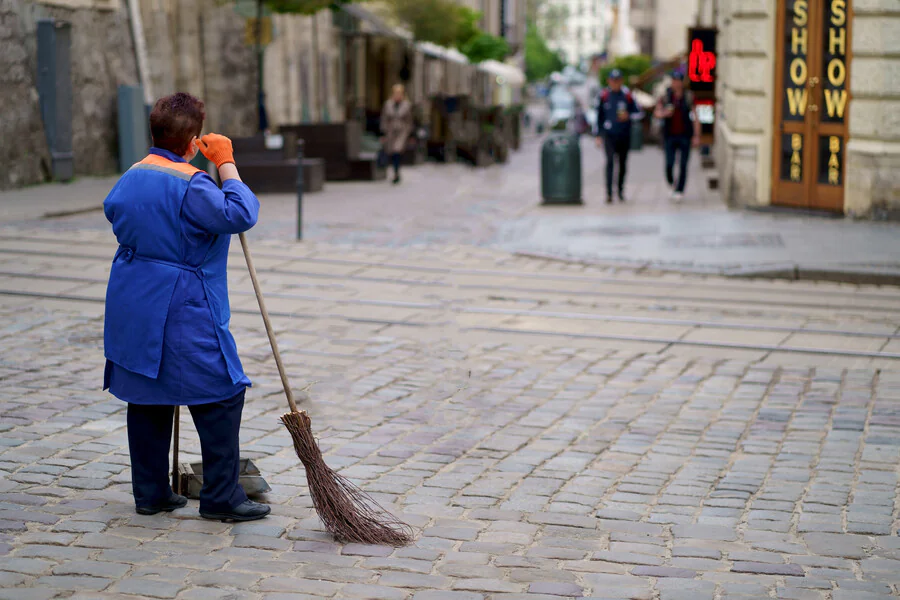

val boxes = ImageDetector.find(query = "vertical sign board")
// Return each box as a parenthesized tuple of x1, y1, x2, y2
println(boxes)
(687, 28, 717, 145)
(771, 0, 850, 211)
(816, 0, 849, 201)
(782, 0, 809, 125)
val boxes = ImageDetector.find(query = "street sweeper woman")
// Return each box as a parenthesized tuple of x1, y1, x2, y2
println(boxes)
(102, 92, 270, 522)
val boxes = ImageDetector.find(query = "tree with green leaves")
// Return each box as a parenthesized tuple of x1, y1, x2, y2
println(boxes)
(598, 54, 653, 89)
(262, 0, 361, 15)
(386, 0, 508, 64)
(388, 0, 463, 47)
(461, 32, 510, 64)
(524, 21, 564, 81)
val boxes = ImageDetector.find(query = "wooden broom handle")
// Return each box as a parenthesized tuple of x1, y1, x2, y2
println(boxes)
(239, 233, 298, 413)
(172, 406, 180, 494)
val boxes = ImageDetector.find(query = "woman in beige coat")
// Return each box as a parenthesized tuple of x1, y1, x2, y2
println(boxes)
(380, 84, 413, 184)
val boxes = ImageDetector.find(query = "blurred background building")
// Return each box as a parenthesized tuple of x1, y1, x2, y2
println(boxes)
(536, 0, 610, 66)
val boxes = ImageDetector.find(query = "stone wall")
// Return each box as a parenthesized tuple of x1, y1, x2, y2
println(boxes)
(1, 0, 137, 189)
(0, 0, 50, 189)
(0, 0, 262, 192)
(139, 0, 257, 138)
(713, 0, 772, 208)
(844, 0, 900, 218)
(653, 0, 698, 60)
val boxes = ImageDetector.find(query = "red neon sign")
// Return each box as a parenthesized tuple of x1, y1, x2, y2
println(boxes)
(689, 39, 716, 83)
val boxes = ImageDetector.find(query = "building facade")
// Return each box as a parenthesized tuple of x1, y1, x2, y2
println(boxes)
(627, 0, 699, 60)
(455, 0, 526, 55)
(540, 0, 609, 65)
(714, 0, 899, 219)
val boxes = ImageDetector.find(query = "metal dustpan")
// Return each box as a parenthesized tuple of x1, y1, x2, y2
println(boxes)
(177, 458, 271, 500)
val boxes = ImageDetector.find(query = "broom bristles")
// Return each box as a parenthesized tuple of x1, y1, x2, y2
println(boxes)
(281, 410, 414, 546)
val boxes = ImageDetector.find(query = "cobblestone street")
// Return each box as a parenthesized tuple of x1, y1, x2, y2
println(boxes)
(0, 142, 899, 600)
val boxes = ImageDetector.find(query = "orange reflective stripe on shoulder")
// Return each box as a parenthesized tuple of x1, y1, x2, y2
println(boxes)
(130, 154, 203, 181)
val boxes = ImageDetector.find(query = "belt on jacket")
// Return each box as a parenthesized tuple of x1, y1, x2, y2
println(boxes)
(115, 246, 204, 279)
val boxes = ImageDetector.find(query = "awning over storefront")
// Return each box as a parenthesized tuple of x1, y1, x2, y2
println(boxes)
(417, 41, 469, 64)
(478, 60, 526, 87)
(340, 3, 412, 39)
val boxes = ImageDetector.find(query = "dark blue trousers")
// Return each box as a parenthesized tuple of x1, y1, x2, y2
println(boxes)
(664, 136, 692, 193)
(604, 134, 630, 197)
(127, 389, 248, 513)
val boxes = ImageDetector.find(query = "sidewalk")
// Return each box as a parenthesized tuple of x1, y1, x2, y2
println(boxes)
(497, 207, 900, 283)
(1, 135, 897, 283)
(0, 177, 113, 223)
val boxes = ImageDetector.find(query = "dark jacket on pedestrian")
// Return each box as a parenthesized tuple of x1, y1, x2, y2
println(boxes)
(595, 86, 641, 139)
(660, 87, 695, 139)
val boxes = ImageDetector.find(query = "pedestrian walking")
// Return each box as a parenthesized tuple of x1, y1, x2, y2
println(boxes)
(573, 100, 590, 137)
(380, 84, 413, 185)
(654, 71, 701, 202)
(103, 92, 270, 522)
(594, 69, 641, 204)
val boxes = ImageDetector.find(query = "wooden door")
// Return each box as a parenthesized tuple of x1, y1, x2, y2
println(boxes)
(771, 0, 851, 211)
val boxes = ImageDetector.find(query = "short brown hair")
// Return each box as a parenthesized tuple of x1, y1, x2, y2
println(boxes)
(149, 93, 206, 156)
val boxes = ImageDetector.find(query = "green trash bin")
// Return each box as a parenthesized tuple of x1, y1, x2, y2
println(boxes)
(541, 133, 582, 204)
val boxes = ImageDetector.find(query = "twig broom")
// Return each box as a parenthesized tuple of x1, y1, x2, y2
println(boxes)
(238, 233, 413, 546)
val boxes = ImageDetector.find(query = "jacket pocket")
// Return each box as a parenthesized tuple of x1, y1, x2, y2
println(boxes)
(180, 303, 221, 352)
(104, 259, 180, 379)
(203, 272, 231, 327)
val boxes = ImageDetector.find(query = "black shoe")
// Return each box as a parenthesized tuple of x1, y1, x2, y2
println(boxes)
(136, 493, 187, 515)
(392, 174, 401, 184)
(606, 195, 613, 204)
(618, 192, 626, 203)
(200, 500, 271, 522)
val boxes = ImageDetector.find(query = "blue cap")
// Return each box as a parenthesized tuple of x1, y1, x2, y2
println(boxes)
(608, 68, 623, 79)
(671, 70, 685, 81)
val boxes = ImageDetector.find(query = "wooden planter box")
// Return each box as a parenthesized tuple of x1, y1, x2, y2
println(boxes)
(231, 135, 325, 194)
(280, 122, 385, 182)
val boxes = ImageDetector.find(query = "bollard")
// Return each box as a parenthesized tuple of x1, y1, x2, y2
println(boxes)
(296, 139, 304, 240)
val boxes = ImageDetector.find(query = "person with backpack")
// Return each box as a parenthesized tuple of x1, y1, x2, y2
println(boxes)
(654, 71, 701, 202)
(594, 69, 642, 204)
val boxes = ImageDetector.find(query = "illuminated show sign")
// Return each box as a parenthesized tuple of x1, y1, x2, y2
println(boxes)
(687, 28, 717, 94)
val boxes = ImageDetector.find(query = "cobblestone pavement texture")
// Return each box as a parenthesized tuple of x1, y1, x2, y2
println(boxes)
(0, 141, 899, 599)
(7, 135, 898, 278)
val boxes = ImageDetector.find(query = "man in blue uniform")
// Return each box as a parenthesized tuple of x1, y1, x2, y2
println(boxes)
(594, 69, 642, 203)
(103, 92, 270, 522)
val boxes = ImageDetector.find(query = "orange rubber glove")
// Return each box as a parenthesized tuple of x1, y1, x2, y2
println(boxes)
(195, 133, 235, 168)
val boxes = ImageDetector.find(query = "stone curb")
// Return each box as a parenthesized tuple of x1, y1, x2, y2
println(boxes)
(512, 251, 900, 286)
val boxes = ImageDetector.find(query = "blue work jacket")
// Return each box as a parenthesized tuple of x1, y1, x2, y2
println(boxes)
(102, 148, 260, 405)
